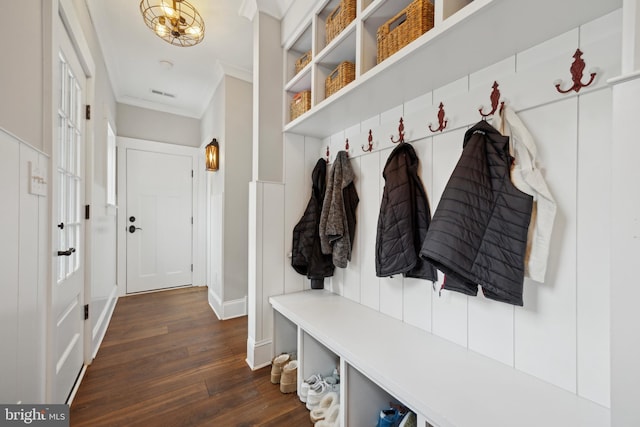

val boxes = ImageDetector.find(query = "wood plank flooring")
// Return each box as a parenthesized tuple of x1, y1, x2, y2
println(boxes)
(70, 287, 311, 426)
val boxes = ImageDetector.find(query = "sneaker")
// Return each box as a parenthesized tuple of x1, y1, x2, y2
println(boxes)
(270, 353, 290, 384)
(300, 373, 322, 403)
(279, 360, 298, 394)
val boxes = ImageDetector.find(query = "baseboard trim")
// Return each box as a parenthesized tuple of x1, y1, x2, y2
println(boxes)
(91, 285, 118, 360)
(246, 337, 273, 370)
(208, 288, 247, 320)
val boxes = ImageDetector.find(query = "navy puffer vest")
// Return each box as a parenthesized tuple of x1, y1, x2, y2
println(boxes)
(420, 120, 533, 306)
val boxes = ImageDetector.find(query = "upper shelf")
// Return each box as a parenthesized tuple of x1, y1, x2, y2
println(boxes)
(284, 0, 622, 138)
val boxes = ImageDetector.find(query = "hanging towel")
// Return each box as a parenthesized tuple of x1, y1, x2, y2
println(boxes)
(492, 106, 557, 283)
(291, 158, 335, 288)
(319, 151, 359, 268)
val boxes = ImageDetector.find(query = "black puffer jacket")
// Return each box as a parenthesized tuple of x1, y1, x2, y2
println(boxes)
(376, 143, 437, 281)
(292, 159, 334, 287)
(420, 120, 533, 306)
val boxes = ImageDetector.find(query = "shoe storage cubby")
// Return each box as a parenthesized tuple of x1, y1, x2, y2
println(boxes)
(273, 311, 298, 357)
(299, 331, 340, 383)
(344, 362, 415, 427)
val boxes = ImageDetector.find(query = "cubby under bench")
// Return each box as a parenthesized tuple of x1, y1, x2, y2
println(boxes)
(269, 290, 610, 427)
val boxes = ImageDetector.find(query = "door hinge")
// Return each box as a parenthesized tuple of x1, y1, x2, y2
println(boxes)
(191, 216, 193, 225)
(191, 264, 193, 272)
(85, 204, 90, 220)
(84, 304, 89, 320)
(85, 105, 91, 120)
(191, 169, 194, 178)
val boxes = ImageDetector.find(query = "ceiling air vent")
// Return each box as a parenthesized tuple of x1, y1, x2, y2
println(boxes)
(150, 89, 176, 98)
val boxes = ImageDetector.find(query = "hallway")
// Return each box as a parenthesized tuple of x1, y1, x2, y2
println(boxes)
(70, 287, 310, 426)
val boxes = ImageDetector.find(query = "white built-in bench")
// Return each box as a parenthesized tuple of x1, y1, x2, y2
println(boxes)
(270, 290, 610, 427)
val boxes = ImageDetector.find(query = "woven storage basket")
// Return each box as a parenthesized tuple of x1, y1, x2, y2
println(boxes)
(325, 0, 356, 45)
(290, 90, 311, 121)
(377, 0, 434, 64)
(295, 50, 312, 74)
(325, 61, 356, 99)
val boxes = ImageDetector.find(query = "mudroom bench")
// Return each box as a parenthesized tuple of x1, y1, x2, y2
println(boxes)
(269, 290, 610, 427)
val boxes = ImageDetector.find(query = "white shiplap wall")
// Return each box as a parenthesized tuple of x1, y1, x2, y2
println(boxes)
(0, 128, 48, 404)
(282, 10, 620, 408)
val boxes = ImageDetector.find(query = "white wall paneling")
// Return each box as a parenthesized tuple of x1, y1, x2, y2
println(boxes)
(247, 181, 285, 368)
(576, 88, 612, 407)
(283, 132, 307, 294)
(0, 128, 48, 404)
(610, 72, 640, 427)
(0, 132, 20, 404)
(358, 152, 383, 311)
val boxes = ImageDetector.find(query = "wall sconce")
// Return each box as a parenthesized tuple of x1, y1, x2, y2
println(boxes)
(205, 138, 219, 171)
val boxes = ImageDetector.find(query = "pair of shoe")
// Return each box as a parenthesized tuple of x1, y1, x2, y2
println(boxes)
(311, 396, 340, 426)
(279, 360, 298, 394)
(270, 353, 290, 384)
(300, 367, 340, 404)
(300, 373, 321, 403)
(306, 376, 339, 410)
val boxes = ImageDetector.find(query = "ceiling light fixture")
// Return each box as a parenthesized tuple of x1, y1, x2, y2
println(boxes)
(140, 0, 205, 47)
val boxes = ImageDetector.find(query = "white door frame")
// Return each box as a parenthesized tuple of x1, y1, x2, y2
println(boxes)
(43, 0, 96, 402)
(116, 137, 205, 297)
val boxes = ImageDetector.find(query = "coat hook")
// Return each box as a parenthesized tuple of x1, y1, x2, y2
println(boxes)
(326, 146, 330, 163)
(479, 81, 504, 118)
(345, 138, 350, 157)
(362, 129, 374, 152)
(429, 102, 448, 133)
(555, 48, 597, 94)
(390, 117, 405, 144)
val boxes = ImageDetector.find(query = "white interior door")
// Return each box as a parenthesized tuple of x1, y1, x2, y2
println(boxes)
(126, 149, 193, 293)
(52, 15, 86, 403)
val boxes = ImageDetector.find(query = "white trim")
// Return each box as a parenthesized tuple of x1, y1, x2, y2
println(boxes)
(90, 286, 118, 360)
(65, 364, 87, 405)
(246, 337, 273, 370)
(607, 70, 640, 85)
(208, 287, 223, 320)
(58, 0, 95, 77)
(208, 289, 248, 320)
(0, 126, 50, 158)
(223, 296, 248, 319)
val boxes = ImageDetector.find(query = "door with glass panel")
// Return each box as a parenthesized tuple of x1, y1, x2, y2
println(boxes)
(52, 14, 86, 403)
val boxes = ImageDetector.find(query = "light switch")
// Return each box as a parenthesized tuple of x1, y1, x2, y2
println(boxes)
(29, 161, 47, 197)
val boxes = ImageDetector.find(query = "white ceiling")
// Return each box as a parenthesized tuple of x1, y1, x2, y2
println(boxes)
(86, 0, 293, 119)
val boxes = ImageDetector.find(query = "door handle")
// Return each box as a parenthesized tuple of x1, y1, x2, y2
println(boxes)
(129, 225, 143, 233)
(57, 248, 76, 257)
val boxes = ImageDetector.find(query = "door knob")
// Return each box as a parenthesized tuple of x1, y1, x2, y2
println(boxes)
(129, 225, 143, 233)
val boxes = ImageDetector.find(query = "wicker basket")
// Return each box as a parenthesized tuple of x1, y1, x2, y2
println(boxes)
(290, 90, 311, 121)
(325, 61, 356, 99)
(295, 50, 312, 75)
(325, 0, 356, 45)
(377, 0, 434, 64)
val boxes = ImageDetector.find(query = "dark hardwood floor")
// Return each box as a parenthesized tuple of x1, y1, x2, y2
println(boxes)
(71, 287, 311, 426)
